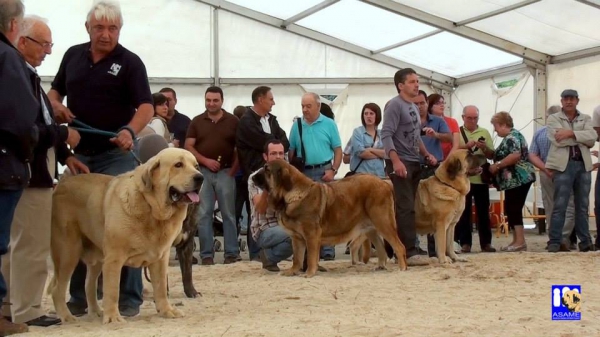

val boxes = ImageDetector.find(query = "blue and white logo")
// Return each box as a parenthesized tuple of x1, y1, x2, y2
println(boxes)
(551, 285, 581, 321)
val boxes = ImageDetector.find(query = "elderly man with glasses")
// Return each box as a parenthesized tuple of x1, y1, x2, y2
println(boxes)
(454, 105, 496, 253)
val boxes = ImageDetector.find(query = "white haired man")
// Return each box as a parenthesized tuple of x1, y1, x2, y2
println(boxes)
(47, 0, 154, 318)
(1, 15, 88, 328)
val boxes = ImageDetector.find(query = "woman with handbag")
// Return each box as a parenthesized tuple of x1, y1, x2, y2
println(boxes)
(349, 103, 385, 178)
(488, 112, 536, 252)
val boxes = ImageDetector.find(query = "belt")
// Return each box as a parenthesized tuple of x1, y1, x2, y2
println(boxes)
(304, 161, 331, 170)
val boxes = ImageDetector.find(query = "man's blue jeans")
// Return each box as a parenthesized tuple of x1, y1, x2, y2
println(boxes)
(257, 226, 293, 264)
(197, 167, 239, 259)
(0, 190, 23, 304)
(549, 160, 592, 246)
(69, 148, 143, 308)
(595, 171, 600, 247)
(303, 165, 335, 258)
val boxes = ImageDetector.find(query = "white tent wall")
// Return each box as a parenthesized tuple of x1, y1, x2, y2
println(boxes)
(29, 0, 212, 78)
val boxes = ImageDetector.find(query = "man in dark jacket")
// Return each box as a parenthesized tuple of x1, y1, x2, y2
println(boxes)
(0, 0, 39, 335)
(1, 16, 88, 328)
(236, 86, 289, 261)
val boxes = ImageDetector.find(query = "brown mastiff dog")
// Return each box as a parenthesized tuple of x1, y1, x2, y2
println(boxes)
(252, 160, 407, 277)
(48, 148, 202, 324)
(414, 149, 475, 264)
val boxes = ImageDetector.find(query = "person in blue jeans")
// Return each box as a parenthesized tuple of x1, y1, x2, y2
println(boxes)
(249, 140, 293, 271)
(185, 86, 240, 265)
(289, 94, 342, 260)
(47, 1, 155, 317)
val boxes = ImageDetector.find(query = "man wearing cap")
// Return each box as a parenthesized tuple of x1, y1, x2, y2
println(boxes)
(545, 89, 596, 253)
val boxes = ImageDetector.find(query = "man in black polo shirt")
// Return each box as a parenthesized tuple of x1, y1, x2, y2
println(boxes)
(47, 1, 153, 318)
(159, 87, 191, 149)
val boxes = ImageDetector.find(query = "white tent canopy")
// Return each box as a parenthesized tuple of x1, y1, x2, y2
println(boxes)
(30, 0, 600, 181)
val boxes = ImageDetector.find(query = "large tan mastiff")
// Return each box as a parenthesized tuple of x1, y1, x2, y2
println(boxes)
(414, 149, 476, 263)
(252, 160, 407, 277)
(48, 148, 202, 324)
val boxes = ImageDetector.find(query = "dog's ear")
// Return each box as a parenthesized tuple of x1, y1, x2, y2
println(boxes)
(573, 293, 580, 303)
(141, 159, 160, 191)
(446, 156, 463, 180)
(280, 166, 293, 191)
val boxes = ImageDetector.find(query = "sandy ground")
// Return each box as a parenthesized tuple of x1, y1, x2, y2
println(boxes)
(21, 230, 600, 337)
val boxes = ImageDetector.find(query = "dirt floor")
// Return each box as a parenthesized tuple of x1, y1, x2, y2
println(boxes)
(22, 229, 600, 337)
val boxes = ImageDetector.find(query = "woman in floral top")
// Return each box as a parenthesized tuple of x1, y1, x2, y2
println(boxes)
(489, 112, 536, 252)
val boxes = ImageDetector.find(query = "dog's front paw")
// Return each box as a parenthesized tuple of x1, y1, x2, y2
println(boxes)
(439, 256, 453, 264)
(159, 307, 184, 319)
(280, 268, 300, 277)
(87, 307, 103, 318)
(102, 313, 126, 324)
(184, 287, 201, 298)
(451, 255, 468, 263)
(374, 266, 387, 271)
(60, 314, 78, 323)
(303, 271, 316, 278)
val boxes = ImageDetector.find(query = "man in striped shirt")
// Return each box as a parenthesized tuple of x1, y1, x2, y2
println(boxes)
(248, 140, 292, 271)
(528, 105, 576, 251)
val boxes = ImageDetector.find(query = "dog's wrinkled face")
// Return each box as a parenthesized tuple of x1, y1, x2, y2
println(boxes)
(562, 291, 581, 312)
(142, 148, 203, 204)
(446, 149, 476, 180)
(263, 159, 293, 193)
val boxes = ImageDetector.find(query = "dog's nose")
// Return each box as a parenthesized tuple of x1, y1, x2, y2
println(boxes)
(193, 174, 204, 185)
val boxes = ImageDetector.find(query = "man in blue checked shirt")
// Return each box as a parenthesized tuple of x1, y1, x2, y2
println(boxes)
(528, 105, 576, 251)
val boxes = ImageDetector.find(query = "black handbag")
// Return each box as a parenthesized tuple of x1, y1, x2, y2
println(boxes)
(290, 118, 306, 172)
(344, 131, 376, 178)
(460, 126, 496, 186)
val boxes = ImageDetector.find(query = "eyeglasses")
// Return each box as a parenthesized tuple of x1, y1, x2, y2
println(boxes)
(463, 116, 479, 121)
(26, 36, 53, 49)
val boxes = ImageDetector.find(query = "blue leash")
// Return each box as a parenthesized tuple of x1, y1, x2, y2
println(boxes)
(71, 119, 142, 165)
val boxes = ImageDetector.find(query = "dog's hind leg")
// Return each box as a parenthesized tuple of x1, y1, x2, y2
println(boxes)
(281, 235, 305, 277)
(365, 230, 387, 270)
(177, 236, 200, 298)
(85, 261, 103, 318)
(50, 217, 83, 323)
(360, 239, 371, 265)
(349, 234, 367, 265)
(371, 214, 408, 271)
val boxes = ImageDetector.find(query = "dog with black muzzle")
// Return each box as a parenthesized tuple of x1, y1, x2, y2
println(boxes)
(49, 148, 202, 324)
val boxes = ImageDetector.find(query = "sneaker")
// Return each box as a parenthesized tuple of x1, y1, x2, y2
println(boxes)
(406, 255, 430, 266)
(25, 315, 61, 327)
(119, 305, 140, 317)
(547, 243, 560, 253)
(0, 316, 28, 335)
(201, 257, 214, 266)
(415, 247, 428, 255)
(259, 250, 280, 272)
(66, 302, 87, 317)
(481, 244, 496, 253)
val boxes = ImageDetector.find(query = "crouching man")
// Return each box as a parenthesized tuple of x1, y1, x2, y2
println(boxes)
(248, 140, 293, 272)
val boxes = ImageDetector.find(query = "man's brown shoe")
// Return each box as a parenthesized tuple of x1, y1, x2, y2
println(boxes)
(223, 256, 240, 264)
(259, 250, 280, 272)
(481, 244, 496, 252)
(201, 257, 214, 266)
(461, 244, 471, 253)
(0, 316, 28, 335)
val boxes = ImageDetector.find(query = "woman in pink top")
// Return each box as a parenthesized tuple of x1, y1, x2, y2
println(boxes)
(427, 94, 459, 160)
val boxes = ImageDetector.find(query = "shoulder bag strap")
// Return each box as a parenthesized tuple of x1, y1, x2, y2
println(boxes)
(297, 118, 307, 161)
(460, 126, 475, 154)
(351, 130, 377, 172)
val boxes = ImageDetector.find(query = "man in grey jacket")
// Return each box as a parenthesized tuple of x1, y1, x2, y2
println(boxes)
(545, 89, 596, 253)
(0, 0, 40, 334)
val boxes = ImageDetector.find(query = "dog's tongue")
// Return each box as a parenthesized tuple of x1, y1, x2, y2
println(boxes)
(186, 192, 200, 203)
